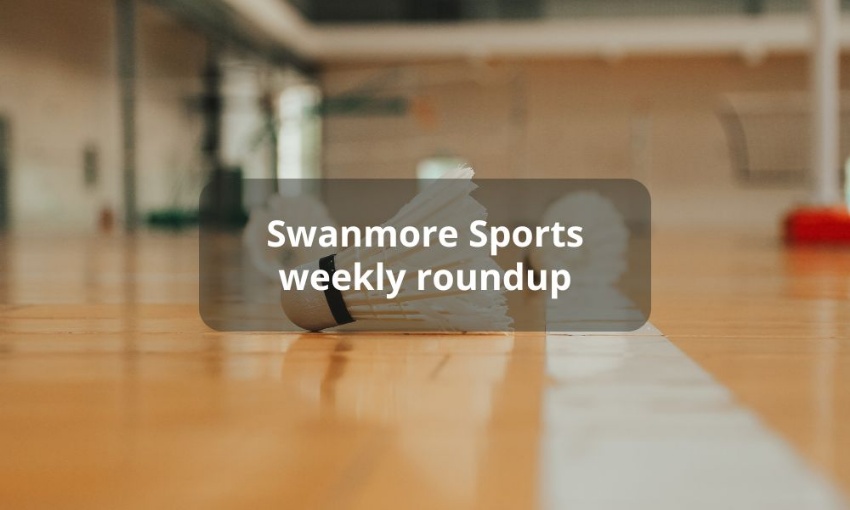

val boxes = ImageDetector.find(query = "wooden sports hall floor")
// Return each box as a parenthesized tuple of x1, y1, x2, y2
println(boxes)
(0, 229, 847, 509)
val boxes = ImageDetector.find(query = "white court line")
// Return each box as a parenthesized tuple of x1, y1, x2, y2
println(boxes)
(541, 325, 848, 510)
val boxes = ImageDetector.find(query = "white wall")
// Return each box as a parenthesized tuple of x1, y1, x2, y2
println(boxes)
(0, 0, 206, 232)
(3, 0, 849, 231)
(320, 56, 850, 229)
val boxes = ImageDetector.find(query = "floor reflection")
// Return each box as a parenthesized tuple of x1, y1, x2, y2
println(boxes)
(783, 245, 850, 301)
(270, 333, 519, 508)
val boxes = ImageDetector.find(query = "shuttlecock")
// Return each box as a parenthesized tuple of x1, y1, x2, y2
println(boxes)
(244, 194, 337, 280)
(529, 191, 629, 286)
(280, 167, 512, 332)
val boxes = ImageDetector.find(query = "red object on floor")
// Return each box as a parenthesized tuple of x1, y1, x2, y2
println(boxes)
(784, 206, 850, 244)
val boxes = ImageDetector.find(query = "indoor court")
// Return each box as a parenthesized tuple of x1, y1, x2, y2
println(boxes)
(1, 0, 849, 509)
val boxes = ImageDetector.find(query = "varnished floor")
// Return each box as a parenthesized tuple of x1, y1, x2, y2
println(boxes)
(0, 230, 847, 509)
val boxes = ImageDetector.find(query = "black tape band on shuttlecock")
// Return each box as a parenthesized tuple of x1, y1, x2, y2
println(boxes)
(319, 254, 355, 326)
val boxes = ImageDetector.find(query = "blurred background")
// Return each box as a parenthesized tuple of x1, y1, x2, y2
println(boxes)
(0, 0, 849, 233)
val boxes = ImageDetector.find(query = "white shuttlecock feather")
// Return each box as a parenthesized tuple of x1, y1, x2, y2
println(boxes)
(244, 194, 337, 280)
(529, 191, 629, 286)
(280, 167, 512, 332)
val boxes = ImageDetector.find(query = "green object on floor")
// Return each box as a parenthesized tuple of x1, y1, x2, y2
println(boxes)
(146, 209, 200, 230)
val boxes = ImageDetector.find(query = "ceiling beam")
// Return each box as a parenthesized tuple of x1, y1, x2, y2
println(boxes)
(146, 0, 316, 71)
(219, 1, 850, 63)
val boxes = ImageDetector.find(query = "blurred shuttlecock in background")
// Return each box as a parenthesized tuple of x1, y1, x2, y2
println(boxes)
(280, 167, 512, 332)
(244, 194, 338, 280)
(532, 192, 640, 332)
(529, 191, 629, 286)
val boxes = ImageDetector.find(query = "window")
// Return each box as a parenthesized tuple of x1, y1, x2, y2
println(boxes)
(277, 83, 322, 185)
(416, 155, 469, 190)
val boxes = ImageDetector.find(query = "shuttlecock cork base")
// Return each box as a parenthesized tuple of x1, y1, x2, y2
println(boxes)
(281, 254, 354, 332)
